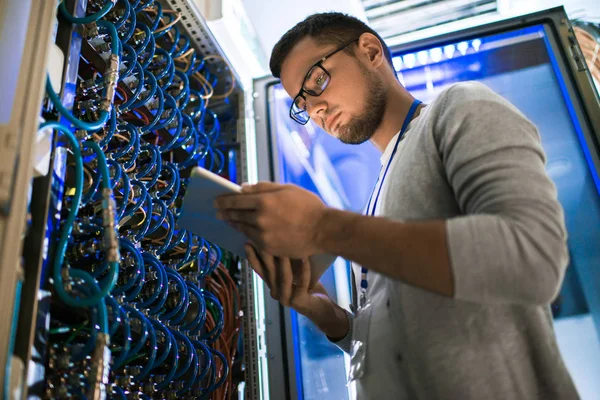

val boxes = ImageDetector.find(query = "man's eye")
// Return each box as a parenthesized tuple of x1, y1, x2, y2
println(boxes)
(316, 74, 325, 86)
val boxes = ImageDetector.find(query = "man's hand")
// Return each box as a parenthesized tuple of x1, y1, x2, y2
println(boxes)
(215, 182, 327, 258)
(245, 244, 350, 340)
(244, 244, 328, 315)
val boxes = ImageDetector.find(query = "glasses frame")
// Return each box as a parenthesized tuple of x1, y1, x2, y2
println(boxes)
(289, 38, 360, 125)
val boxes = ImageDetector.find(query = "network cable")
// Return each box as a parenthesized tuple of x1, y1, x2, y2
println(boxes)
(41, 1, 242, 398)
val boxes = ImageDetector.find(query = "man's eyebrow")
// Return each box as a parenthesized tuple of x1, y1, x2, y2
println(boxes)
(296, 63, 313, 92)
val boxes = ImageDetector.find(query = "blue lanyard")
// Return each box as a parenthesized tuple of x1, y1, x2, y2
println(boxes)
(359, 99, 422, 305)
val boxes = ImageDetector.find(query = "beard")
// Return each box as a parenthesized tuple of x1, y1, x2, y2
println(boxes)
(336, 69, 387, 145)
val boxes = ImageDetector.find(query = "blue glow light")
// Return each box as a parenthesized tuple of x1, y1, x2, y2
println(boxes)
(457, 41, 469, 55)
(392, 56, 403, 71)
(430, 47, 443, 63)
(403, 53, 416, 69)
(444, 44, 456, 59)
(472, 38, 482, 52)
(417, 50, 429, 65)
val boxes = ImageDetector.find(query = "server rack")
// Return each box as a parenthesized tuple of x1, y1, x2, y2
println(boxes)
(0, 0, 268, 398)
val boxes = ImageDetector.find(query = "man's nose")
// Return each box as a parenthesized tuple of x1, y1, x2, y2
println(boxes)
(306, 96, 327, 125)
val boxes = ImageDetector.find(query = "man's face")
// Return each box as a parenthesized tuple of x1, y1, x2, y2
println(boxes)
(280, 37, 387, 144)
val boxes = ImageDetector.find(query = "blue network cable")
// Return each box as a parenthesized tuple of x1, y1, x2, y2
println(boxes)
(104, 295, 122, 337)
(119, 62, 145, 112)
(46, 76, 110, 132)
(150, 319, 172, 368)
(41, 122, 113, 314)
(155, 329, 179, 390)
(176, 344, 199, 396)
(133, 318, 157, 380)
(111, 307, 132, 370)
(171, 330, 196, 380)
(201, 290, 224, 344)
(113, 238, 143, 294)
(119, 5, 137, 43)
(211, 349, 230, 390)
(59, 0, 114, 24)
(122, 305, 149, 358)
(145, 198, 168, 236)
(152, 208, 175, 255)
(129, 69, 158, 111)
(146, 1, 163, 32)
(138, 253, 167, 308)
(174, 232, 195, 270)
(98, 107, 117, 148)
(153, 47, 175, 86)
(43, 2, 237, 396)
(162, 268, 189, 321)
(191, 339, 213, 383)
(112, 0, 130, 31)
(182, 282, 206, 334)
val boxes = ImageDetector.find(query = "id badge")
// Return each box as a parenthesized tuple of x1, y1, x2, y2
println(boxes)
(348, 299, 373, 382)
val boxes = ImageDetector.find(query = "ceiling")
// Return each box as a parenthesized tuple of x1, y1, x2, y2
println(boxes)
(239, 0, 600, 61)
(362, 0, 498, 41)
(241, 0, 367, 60)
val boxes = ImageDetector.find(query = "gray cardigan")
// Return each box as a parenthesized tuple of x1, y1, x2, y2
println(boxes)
(331, 82, 579, 400)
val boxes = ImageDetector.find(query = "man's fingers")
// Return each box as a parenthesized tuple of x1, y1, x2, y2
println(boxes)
(217, 209, 258, 226)
(241, 182, 284, 194)
(214, 193, 264, 211)
(228, 222, 265, 249)
(295, 258, 312, 291)
(279, 257, 293, 305)
(259, 250, 278, 298)
(215, 182, 285, 210)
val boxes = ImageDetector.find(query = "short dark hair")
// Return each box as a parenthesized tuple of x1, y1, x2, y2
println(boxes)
(269, 12, 393, 79)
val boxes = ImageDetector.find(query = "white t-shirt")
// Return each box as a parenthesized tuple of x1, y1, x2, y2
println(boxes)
(349, 117, 415, 400)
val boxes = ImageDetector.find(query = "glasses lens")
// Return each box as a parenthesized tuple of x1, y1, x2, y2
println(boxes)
(304, 65, 330, 96)
(291, 96, 309, 124)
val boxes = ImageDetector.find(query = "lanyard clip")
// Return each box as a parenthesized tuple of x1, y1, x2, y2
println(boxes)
(359, 289, 367, 309)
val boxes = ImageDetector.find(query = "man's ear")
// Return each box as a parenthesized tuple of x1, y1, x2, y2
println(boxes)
(357, 33, 385, 69)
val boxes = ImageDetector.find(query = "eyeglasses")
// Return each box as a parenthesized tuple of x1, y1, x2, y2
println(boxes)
(289, 39, 359, 125)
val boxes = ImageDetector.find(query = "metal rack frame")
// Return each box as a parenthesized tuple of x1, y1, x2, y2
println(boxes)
(0, 0, 58, 396)
(238, 88, 268, 400)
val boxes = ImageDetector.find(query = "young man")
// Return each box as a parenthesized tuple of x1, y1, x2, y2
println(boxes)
(215, 12, 579, 399)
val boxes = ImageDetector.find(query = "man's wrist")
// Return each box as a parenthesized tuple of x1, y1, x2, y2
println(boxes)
(312, 207, 331, 255)
(327, 308, 353, 345)
(323, 304, 351, 341)
(300, 295, 349, 340)
(313, 208, 352, 256)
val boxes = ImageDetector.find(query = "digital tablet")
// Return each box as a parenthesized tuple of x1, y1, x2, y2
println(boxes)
(179, 167, 246, 257)
(179, 166, 337, 286)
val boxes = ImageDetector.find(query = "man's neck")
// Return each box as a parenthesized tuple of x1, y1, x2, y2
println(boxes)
(370, 83, 422, 152)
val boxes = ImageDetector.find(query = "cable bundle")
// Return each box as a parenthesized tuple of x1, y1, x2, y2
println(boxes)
(42, 1, 241, 398)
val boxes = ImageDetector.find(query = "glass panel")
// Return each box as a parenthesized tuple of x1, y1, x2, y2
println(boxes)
(269, 84, 380, 400)
(393, 24, 600, 399)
